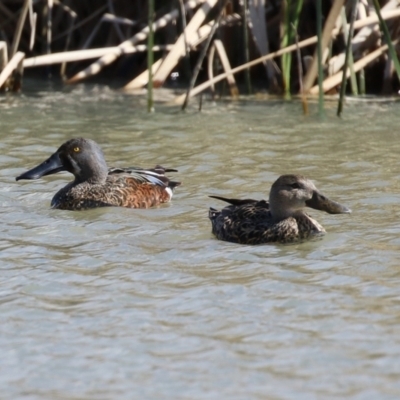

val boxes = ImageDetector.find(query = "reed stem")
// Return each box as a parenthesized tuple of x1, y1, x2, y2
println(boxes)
(358, 69, 365, 95)
(292, 23, 308, 115)
(46, 0, 53, 55)
(181, 0, 228, 111)
(147, 0, 155, 113)
(337, 0, 358, 117)
(242, 0, 252, 95)
(281, 0, 303, 99)
(178, 0, 192, 83)
(316, 0, 324, 117)
(340, 6, 358, 96)
(11, 0, 30, 57)
(372, 0, 400, 83)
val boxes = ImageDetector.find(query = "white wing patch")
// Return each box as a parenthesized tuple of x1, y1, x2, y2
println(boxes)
(109, 168, 167, 187)
(138, 173, 165, 186)
(165, 187, 173, 199)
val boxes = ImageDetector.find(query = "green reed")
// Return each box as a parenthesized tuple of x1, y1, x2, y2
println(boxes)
(337, 0, 358, 117)
(372, 0, 400, 83)
(281, 0, 303, 99)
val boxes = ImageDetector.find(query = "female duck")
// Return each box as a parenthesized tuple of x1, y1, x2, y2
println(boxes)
(209, 174, 351, 244)
(16, 138, 180, 210)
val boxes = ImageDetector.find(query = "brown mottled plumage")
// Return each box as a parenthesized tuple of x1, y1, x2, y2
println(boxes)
(16, 138, 180, 211)
(209, 175, 351, 245)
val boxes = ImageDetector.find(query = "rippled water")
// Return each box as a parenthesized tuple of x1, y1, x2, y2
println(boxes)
(1, 82, 400, 399)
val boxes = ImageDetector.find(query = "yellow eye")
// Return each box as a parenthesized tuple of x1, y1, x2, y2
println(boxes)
(73, 147, 80, 152)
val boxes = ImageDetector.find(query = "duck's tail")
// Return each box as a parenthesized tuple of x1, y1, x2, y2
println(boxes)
(208, 207, 221, 221)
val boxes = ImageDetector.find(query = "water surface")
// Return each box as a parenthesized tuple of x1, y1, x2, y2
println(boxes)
(1, 83, 400, 399)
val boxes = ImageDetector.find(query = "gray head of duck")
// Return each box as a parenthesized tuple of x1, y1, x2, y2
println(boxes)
(268, 174, 351, 221)
(16, 138, 109, 184)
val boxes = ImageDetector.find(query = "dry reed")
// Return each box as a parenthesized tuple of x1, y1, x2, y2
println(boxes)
(0, 0, 399, 107)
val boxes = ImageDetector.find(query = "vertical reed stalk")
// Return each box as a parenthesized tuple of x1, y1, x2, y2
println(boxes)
(147, 0, 155, 113)
(181, 0, 228, 111)
(178, 0, 192, 82)
(10, 0, 30, 57)
(316, 0, 324, 117)
(292, 23, 308, 115)
(242, 0, 252, 94)
(0, 42, 7, 72)
(107, 0, 124, 40)
(60, 10, 76, 81)
(340, 6, 358, 95)
(372, 0, 400, 82)
(337, 0, 358, 117)
(281, 0, 303, 99)
(281, 0, 289, 96)
(46, 0, 53, 55)
(358, 68, 365, 94)
(28, 0, 36, 51)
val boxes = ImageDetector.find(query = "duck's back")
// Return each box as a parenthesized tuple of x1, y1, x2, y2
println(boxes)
(209, 197, 323, 244)
(209, 199, 275, 244)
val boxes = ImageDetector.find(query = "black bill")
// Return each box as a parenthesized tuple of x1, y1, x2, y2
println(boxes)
(16, 152, 65, 181)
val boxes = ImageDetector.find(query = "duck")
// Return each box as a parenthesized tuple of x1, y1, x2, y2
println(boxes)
(209, 174, 351, 244)
(16, 138, 180, 211)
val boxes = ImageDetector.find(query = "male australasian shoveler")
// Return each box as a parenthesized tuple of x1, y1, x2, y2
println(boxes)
(209, 174, 351, 244)
(16, 138, 180, 211)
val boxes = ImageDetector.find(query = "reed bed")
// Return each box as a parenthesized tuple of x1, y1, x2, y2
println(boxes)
(0, 0, 400, 110)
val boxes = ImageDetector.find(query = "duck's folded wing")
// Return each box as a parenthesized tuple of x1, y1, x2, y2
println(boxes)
(108, 166, 180, 188)
(209, 195, 266, 207)
(109, 165, 177, 174)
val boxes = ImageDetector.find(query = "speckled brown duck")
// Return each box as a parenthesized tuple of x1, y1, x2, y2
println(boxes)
(16, 138, 181, 211)
(209, 174, 351, 244)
